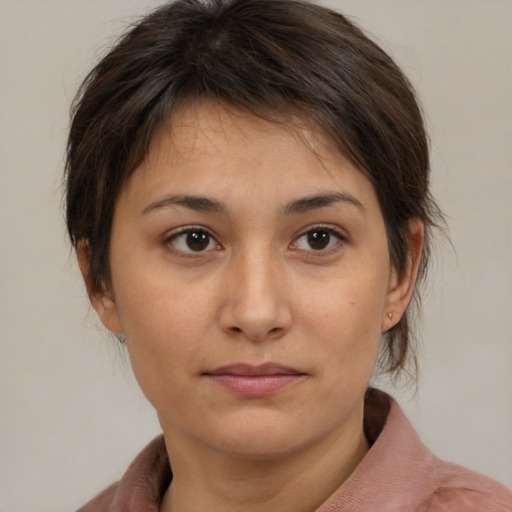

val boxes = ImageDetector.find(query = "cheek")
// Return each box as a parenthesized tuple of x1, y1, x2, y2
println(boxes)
(303, 272, 387, 339)
(298, 268, 388, 377)
(112, 271, 216, 392)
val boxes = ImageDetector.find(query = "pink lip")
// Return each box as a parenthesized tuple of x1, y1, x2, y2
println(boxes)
(204, 363, 306, 397)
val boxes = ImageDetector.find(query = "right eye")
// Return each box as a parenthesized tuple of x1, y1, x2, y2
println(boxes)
(166, 228, 220, 254)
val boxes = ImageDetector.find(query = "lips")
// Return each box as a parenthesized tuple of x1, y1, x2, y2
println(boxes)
(204, 363, 306, 397)
(206, 363, 303, 376)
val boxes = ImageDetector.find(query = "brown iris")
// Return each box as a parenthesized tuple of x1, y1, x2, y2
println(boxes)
(186, 230, 210, 251)
(307, 229, 331, 250)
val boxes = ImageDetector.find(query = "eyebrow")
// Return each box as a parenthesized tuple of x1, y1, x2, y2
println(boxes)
(284, 191, 365, 215)
(141, 191, 364, 216)
(142, 194, 226, 215)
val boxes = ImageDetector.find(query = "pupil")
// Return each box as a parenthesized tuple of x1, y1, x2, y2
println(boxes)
(186, 231, 209, 251)
(308, 230, 330, 250)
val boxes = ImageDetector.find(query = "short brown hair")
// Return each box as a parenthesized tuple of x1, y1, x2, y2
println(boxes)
(65, 0, 444, 378)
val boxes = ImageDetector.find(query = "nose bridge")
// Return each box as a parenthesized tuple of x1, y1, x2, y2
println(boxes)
(220, 240, 291, 341)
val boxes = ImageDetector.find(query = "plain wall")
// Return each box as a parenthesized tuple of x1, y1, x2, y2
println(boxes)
(0, 1, 510, 511)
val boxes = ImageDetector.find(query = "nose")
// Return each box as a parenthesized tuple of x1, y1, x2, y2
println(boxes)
(218, 248, 292, 342)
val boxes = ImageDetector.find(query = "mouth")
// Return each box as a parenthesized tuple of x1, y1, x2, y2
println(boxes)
(203, 363, 307, 397)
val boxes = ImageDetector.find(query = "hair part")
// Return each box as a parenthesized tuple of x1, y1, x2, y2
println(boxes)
(65, 0, 445, 380)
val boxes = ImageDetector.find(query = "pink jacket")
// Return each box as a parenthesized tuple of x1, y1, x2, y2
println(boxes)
(77, 390, 512, 511)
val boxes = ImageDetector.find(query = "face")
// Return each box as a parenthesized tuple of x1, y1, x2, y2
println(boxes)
(84, 102, 419, 460)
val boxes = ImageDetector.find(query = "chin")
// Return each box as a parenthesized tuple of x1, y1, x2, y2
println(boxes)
(198, 410, 329, 461)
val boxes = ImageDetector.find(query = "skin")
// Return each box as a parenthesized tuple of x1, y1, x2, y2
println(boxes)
(79, 102, 423, 512)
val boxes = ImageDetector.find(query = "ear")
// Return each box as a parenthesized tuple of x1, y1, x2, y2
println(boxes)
(77, 240, 123, 334)
(381, 218, 424, 332)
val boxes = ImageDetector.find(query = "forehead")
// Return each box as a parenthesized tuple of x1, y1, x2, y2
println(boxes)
(119, 101, 379, 215)
(150, 102, 336, 167)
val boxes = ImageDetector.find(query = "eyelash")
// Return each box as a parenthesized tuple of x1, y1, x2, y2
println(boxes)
(290, 225, 346, 256)
(164, 226, 221, 257)
(164, 225, 346, 257)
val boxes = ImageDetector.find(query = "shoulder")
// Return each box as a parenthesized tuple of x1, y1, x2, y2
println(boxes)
(76, 482, 119, 512)
(74, 435, 171, 512)
(418, 459, 512, 512)
(337, 390, 512, 512)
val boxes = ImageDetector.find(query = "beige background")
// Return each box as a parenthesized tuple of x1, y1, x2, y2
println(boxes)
(0, 1, 510, 511)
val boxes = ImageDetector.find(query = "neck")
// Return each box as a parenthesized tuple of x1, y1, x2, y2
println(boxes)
(160, 411, 369, 512)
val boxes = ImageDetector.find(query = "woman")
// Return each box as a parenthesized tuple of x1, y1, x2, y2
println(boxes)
(65, 0, 512, 510)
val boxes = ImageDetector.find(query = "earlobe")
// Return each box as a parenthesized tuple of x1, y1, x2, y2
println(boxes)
(76, 240, 123, 333)
(382, 219, 424, 332)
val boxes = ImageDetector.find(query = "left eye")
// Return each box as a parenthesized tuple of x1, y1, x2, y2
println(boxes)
(167, 229, 219, 253)
(293, 228, 342, 251)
